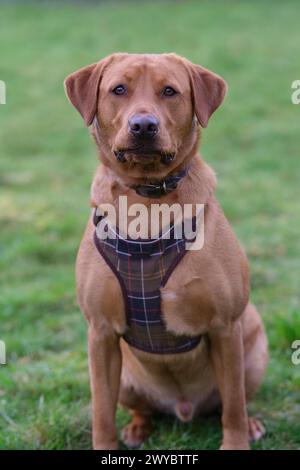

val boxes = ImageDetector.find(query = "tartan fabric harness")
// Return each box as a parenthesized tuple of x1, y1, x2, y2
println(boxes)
(93, 210, 202, 354)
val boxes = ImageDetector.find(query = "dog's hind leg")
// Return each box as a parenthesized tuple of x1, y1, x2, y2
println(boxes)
(119, 384, 154, 448)
(243, 303, 268, 442)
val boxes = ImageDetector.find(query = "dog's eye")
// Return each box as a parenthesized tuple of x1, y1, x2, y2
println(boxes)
(163, 86, 177, 97)
(112, 85, 126, 95)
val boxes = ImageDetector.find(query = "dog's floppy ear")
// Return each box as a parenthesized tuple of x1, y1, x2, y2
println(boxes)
(64, 59, 108, 126)
(188, 63, 227, 128)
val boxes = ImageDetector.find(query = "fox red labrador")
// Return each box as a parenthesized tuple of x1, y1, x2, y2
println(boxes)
(64, 53, 268, 450)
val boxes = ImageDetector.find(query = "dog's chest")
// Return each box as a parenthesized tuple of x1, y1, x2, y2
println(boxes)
(160, 253, 224, 336)
(93, 213, 205, 353)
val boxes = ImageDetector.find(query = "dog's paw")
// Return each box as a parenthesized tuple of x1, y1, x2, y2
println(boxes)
(121, 421, 152, 449)
(93, 439, 119, 450)
(248, 416, 266, 442)
(220, 441, 250, 450)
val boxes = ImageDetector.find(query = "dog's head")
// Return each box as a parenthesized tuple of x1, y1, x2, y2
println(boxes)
(64, 53, 227, 178)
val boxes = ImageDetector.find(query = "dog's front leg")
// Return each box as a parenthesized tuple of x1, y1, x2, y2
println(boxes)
(88, 324, 122, 450)
(210, 319, 249, 450)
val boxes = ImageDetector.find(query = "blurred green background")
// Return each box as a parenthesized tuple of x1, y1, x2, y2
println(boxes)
(0, 0, 300, 450)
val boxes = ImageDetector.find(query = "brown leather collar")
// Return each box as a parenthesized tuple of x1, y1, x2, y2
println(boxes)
(131, 167, 189, 198)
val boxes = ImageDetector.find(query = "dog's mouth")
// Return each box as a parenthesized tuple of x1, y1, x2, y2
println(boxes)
(114, 148, 176, 166)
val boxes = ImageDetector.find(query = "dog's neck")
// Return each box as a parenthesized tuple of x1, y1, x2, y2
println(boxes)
(90, 155, 216, 214)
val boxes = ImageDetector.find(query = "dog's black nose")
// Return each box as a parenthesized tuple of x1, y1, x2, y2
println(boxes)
(128, 114, 159, 138)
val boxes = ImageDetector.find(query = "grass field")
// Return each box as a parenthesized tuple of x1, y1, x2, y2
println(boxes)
(0, 0, 300, 450)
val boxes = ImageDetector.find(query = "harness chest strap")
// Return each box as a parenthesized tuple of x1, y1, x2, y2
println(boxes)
(93, 209, 202, 354)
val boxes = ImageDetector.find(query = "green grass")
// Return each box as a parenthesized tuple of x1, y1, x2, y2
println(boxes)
(0, 0, 300, 450)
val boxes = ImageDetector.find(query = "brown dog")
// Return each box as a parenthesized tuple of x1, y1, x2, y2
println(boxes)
(64, 53, 268, 450)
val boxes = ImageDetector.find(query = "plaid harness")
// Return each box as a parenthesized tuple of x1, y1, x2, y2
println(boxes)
(93, 210, 202, 354)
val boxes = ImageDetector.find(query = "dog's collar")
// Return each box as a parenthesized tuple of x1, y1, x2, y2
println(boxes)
(131, 167, 189, 199)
